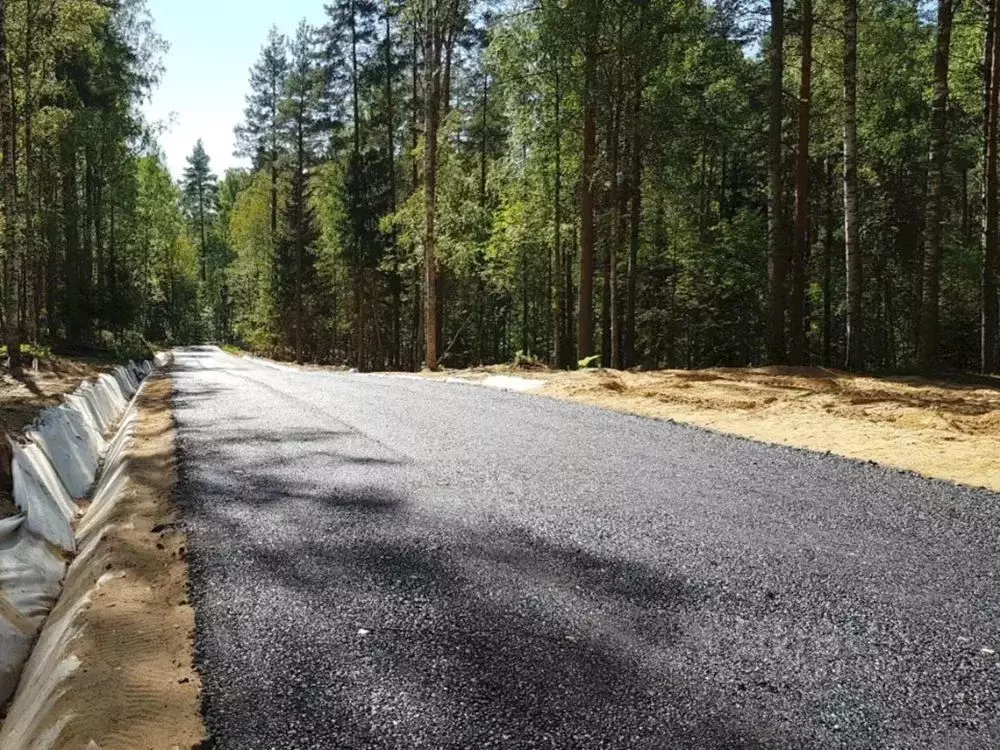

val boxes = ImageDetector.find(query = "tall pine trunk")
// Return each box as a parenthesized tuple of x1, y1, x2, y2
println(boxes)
(198, 183, 206, 281)
(0, 2, 17, 368)
(423, 0, 442, 370)
(625, 55, 643, 370)
(477, 69, 489, 364)
(984, 0, 1000, 373)
(767, 0, 787, 364)
(62, 125, 83, 344)
(351, 0, 365, 369)
(270, 72, 279, 241)
(606, 93, 620, 366)
(844, 0, 863, 370)
(578, 0, 600, 362)
(789, 0, 812, 365)
(552, 65, 565, 368)
(919, 0, 955, 371)
(23, 0, 36, 345)
(294, 106, 305, 364)
(386, 3, 400, 369)
(823, 157, 835, 366)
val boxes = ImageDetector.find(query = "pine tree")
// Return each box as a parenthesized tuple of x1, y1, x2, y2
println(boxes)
(788, 0, 812, 366)
(577, 0, 601, 364)
(323, 0, 380, 367)
(281, 21, 325, 363)
(919, 0, 957, 371)
(181, 139, 219, 282)
(767, 0, 787, 365)
(0, 0, 19, 368)
(235, 27, 289, 239)
(843, 0, 862, 370)
(985, 0, 1000, 373)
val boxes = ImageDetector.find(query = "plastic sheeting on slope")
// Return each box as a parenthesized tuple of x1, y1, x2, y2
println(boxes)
(25, 406, 105, 500)
(0, 516, 66, 716)
(112, 365, 137, 400)
(0, 357, 160, 712)
(9, 442, 77, 553)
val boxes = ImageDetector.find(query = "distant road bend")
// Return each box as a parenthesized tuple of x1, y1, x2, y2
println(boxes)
(172, 346, 1000, 749)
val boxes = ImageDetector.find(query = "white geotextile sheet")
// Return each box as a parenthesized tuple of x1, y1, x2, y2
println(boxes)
(0, 516, 67, 712)
(113, 365, 136, 399)
(0, 357, 157, 711)
(10, 441, 77, 553)
(99, 373, 128, 411)
(25, 405, 105, 499)
(76, 383, 114, 434)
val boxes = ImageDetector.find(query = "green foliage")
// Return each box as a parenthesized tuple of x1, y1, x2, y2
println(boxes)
(235, 26, 289, 170)
(512, 351, 543, 369)
(95, 0, 999, 375)
(112, 331, 154, 362)
(228, 170, 283, 351)
(0, 343, 53, 361)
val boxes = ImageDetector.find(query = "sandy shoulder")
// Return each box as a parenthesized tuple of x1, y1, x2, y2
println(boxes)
(43, 375, 206, 749)
(534, 367, 1000, 494)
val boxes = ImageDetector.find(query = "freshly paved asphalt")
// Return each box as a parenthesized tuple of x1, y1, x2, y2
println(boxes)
(171, 346, 1000, 749)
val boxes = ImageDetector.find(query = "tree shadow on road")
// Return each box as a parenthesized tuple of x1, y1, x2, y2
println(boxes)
(179, 465, 803, 748)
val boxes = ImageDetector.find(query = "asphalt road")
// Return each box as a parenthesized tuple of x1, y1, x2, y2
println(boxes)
(172, 346, 1000, 749)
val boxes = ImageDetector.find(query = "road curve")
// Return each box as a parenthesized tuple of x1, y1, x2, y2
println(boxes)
(172, 346, 1000, 749)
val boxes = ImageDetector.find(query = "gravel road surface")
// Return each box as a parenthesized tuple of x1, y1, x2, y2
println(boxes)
(172, 346, 1000, 749)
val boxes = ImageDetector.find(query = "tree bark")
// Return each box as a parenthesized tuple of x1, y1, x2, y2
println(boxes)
(919, 0, 956, 372)
(198, 181, 206, 281)
(0, 1, 18, 368)
(294, 102, 305, 364)
(478, 68, 489, 364)
(410, 21, 422, 368)
(23, 0, 36, 345)
(411, 23, 420, 195)
(577, 0, 600, 362)
(625, 79, 643, 369)
(844, 0, 863, 370)
(423, 0, 443, 370)
(386, 2, 401, 369)
(823, 157, 834, 367)
(767, 0, 787, 364)
(552, 64, 565, 368)
(789, 0, 812, 365)
(351, 0, 365, 369)
(609, 17, 624, 369)
(984, 0, 1000, 372)
(270, 69, 279, 241)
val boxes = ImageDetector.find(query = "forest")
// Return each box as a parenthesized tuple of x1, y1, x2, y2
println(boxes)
(0, 0, 998, 373)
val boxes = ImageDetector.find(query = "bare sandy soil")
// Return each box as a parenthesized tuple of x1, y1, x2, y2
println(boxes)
(39, 375, 206, 749)
(433, 364, 1000, 494)
(0, 357, 109, 517)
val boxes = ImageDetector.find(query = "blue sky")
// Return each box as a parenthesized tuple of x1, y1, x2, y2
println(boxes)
(143, 1, 328, 179)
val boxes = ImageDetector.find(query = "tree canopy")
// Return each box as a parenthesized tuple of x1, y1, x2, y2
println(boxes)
(3, 0, 999, 375)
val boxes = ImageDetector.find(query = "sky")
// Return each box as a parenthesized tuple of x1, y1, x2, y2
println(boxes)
(142, 1, 328, 180)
